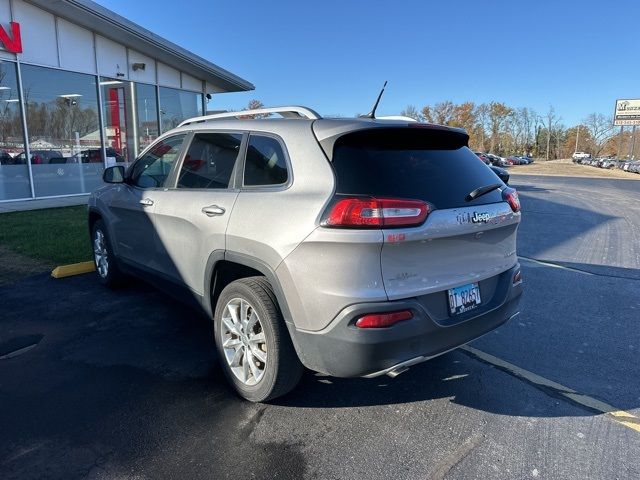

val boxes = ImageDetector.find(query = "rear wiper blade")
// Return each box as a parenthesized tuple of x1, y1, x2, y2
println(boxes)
(465, 183, 502, 202)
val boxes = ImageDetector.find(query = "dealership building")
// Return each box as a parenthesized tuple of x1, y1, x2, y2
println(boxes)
(0, 0, 253, 203)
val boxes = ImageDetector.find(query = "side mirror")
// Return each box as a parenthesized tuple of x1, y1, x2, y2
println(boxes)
(103, 165, 125, 183)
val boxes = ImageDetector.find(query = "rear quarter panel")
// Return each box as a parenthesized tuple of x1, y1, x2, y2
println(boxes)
(226, 124, 339, 328)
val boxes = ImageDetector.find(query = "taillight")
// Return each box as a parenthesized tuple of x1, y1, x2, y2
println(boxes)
(324, 197, 430, 228)
(502, 187, 520, 213)
(355, 310, 413, 328)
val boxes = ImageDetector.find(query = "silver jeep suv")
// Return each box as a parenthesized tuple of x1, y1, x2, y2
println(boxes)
(89, 106, 523, 402)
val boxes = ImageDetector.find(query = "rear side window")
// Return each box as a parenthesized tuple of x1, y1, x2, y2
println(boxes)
(177, 133, 242, 189)
(332, 128, 504, 209)
(244, 135, 288, 186)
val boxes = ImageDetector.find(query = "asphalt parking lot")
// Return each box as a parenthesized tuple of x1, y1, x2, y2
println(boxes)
(1, 174, 639, 480)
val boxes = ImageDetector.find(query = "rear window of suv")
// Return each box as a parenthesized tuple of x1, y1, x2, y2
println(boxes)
(331, 128, 504, 210)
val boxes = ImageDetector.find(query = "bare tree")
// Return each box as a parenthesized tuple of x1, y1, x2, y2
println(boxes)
(400, 105, 422, 121)
(474, 103, 490, 152)
(541, 106, 561, 160)
(517, 107, 537, 155)
(583, 113, 615, 157)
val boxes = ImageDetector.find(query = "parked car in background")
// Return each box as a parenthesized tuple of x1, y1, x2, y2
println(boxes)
(89, 106, 523, 402)
(78, 147, 126, 164)
(14, 150, 64, 164)
(474, 152, 490, 164)
(490, 165, 509, 184)
(572, 152, 590, 162)
(0, 149, 13, 165)
(485, 153, 508, 167)
(506, 156, 523, 165)
(628, 161, 640, 173)
(600, 158, 612, 169)
(621, 161, 637, 172)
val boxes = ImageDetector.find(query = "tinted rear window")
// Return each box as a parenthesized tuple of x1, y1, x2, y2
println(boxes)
(332, 128, 504, 209)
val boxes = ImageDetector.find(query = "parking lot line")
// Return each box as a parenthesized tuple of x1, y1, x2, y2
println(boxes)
(461, 345, 640, 433)
(518, 256, 594, 275)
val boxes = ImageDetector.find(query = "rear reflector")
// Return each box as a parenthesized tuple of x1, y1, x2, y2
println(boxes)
(324, 197, 430, 228)
(502, 187, 520, 213)
(355, 310, 413, 328)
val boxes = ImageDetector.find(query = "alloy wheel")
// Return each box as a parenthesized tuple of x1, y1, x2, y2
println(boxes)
(93, 229, 109, 278)
(220, 298, 267, 386)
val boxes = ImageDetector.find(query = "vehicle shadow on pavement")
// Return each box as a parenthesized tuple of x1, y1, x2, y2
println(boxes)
(2, 269, 637, 479)
(515, 190, 620, 262)
(0, 273, 615, 419)
(0, 274, 307, 480)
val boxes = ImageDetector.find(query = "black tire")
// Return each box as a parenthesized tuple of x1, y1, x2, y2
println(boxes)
(91, 219, 124, 288)
(213, 276, 303, 402)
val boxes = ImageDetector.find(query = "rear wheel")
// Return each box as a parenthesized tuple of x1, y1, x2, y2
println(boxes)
(214, 277, 303, 402)
(92, 220, 124, 287)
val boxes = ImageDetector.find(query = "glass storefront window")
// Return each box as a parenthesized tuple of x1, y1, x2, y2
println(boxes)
(21, 64, 102, 197)
(100, 78, 135, 165)
(135, 83, 159, 154)
(159, 87, 203, 133)
(2, 63, 205, 201)
(0, 61, 30, 201)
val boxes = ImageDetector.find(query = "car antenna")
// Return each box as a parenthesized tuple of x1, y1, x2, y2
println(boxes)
(360, 81, 388, 119)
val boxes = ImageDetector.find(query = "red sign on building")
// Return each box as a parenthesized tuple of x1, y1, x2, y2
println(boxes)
(0, 22, 22, 54)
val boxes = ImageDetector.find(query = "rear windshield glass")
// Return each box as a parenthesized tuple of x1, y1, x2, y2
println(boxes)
(332, 128, 504, 209)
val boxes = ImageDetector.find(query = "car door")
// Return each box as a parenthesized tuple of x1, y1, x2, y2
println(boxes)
(150, 131, 245, 294)
(108, 134, 187, 269)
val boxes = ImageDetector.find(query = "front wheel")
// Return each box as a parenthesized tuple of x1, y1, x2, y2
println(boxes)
(214, 277, 303, 402)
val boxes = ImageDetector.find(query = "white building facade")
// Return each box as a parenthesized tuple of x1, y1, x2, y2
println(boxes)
(0, 0, 253, 202)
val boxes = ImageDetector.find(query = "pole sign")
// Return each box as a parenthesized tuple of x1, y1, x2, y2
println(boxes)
(614, 99, 640, 126)
(0, 22, 22, 54)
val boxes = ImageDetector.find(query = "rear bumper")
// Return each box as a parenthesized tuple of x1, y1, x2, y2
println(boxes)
(289, 264, 523, 377)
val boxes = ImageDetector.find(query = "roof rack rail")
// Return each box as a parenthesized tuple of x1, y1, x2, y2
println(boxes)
(178, 106, 322, 127)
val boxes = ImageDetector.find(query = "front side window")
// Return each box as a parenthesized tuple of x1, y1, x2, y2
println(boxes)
(129, 135, 185, 188)
(177, 133, 242, 189)
(244, 135, 288, 186)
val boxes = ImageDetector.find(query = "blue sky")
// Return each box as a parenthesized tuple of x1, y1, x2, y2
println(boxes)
(98, 0, 638, 126)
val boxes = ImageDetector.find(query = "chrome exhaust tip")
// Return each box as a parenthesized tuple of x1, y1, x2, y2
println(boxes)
(386, 366, 409, 378)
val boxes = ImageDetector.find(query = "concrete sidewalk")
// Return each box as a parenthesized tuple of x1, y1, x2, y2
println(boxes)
(0, 195, 89, 213)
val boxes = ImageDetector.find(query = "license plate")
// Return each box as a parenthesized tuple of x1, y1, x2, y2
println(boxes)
(448, 282, 481, 315)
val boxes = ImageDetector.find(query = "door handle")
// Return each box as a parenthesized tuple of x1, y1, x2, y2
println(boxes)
(139, 198, 154, 206)
(202, 205, 225, 217)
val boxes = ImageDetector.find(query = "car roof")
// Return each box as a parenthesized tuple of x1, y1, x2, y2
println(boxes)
(162, 116, 468, 149)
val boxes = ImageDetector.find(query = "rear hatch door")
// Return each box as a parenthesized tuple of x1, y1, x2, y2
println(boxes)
(329, 126, 520, 300)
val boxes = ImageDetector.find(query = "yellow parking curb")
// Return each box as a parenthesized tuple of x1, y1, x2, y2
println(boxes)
(51, 261, 95, 279)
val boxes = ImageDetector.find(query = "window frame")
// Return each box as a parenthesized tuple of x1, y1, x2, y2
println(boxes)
(240, 132, 293, 191)
(126, 133, 189, 190)
(167, 129, 248, 191)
